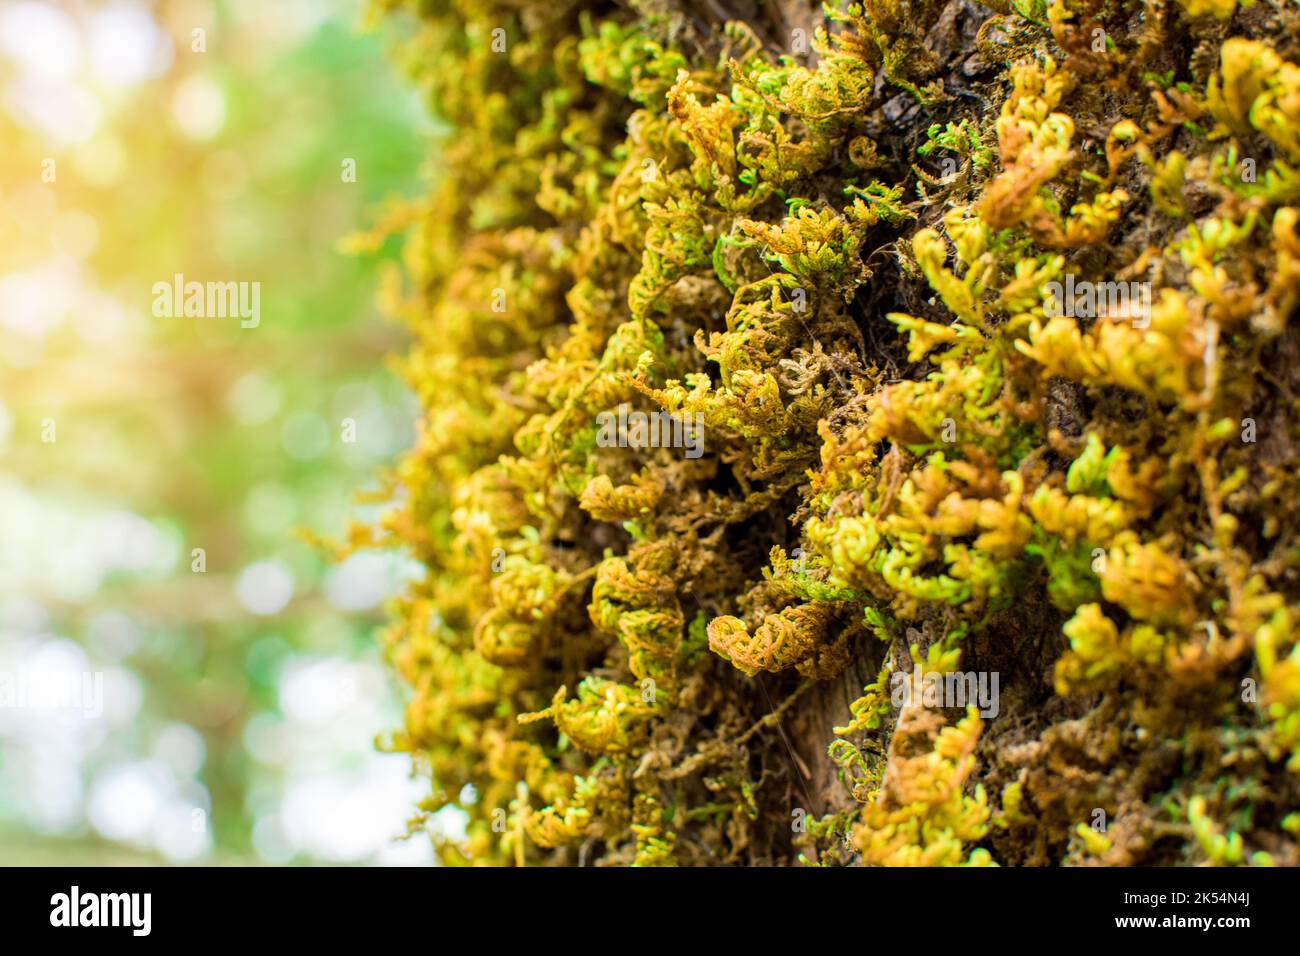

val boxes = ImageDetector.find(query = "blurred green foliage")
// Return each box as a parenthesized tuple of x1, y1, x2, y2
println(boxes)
(0, 0, 429, 863)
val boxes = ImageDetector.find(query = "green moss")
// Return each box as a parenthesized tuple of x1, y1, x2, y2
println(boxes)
(359, 0, 1300, 865)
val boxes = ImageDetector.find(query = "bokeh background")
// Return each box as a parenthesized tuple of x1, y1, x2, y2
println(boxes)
(0, 0, 435, 863)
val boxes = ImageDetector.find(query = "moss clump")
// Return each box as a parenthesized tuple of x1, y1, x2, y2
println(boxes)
(354, 0, 1300, 865)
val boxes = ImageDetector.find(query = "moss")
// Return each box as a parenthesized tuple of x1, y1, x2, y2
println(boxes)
(356, 0, 1300, 865)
